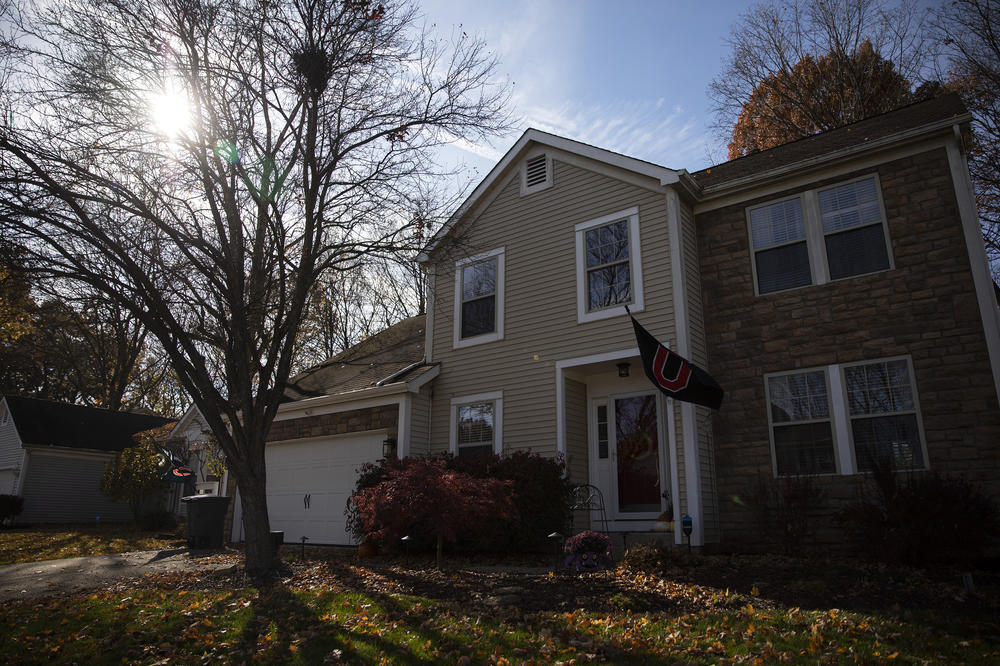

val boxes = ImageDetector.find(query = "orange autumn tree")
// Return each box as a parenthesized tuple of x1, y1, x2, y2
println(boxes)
(728, 39, 919, 159)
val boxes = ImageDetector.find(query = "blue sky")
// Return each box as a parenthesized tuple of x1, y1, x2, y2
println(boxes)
(421, 0, 755, 180)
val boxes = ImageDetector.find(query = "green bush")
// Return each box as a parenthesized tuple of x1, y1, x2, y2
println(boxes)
(0, 494, 24, 524)
(836, 470, 998, 566)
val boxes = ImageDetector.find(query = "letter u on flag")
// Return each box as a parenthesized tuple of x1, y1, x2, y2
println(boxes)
(627, 309, 724, 410)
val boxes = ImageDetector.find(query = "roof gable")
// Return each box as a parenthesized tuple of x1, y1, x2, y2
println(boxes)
(2, 396, 173, 452)
(417, 129, 683, 262)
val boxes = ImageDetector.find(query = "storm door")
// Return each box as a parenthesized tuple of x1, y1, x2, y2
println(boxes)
(608, 393, 664, 519)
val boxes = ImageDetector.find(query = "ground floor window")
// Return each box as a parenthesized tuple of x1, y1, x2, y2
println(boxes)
(844, 359, 924, 472)
(450, 392, 503, 457)
(765, 356, 926, 476)
(766, 369, 836, 475)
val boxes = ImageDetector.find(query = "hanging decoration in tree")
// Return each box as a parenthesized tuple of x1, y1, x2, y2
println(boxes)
(153, 443, 194, 483)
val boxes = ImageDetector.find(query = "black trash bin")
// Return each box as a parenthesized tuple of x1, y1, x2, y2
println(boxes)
(180, 495, 232, 548)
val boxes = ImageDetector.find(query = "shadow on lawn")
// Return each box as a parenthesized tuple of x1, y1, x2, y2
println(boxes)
(213, 561, 685, 665)
(222, 580, 476, 664)
(648, 555, 1000, 617)
(327, 565, 685, 665)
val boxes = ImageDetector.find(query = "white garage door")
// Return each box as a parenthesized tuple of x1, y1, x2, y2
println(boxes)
(263, 432, 386, 545)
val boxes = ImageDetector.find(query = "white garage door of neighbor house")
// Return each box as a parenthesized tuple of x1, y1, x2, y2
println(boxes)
(263, 433, 386, 546)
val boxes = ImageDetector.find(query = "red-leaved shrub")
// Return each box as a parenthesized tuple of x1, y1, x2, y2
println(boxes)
(352, 458, 513, 553)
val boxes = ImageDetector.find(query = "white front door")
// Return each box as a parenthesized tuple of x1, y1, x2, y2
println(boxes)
(608, 392, 666, 520)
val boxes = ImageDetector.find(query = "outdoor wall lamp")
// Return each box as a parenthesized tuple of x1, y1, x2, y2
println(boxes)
(382, 437, 397, 459)
(617, 362, 631, 378)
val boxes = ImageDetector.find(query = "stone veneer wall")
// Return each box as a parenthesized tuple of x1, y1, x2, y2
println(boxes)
(266, 405, 399, 443)
(695, 147, 1000, 549)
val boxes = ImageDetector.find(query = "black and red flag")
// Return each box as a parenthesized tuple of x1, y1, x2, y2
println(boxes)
(627, 309, 724, 410)
(153, 443, 195, 483)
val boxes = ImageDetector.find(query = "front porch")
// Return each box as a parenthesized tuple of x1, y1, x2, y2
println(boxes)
(556, 348, 714, 547)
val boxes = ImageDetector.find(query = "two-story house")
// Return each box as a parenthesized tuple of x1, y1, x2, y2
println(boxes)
(227, 94, 1000, 550)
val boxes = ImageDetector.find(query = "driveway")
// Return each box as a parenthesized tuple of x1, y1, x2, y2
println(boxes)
(0, 548, 239, 601)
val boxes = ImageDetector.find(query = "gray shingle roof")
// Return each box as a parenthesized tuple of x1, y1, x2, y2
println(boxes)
(690, 94, 969, 190)
(3, 396, 173, 452)
(283, 315, 429, 401)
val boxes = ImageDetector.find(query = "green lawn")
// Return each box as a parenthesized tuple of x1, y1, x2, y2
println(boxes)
(1, 554, 997, 664)
(0, 522, 186, 565)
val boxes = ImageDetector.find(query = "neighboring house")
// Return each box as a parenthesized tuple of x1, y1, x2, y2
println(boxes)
(228, 315, 438, 545)
(236, 94, 1000, 550)
(162, 406, 233, 522)
(0, 395, 172, 523)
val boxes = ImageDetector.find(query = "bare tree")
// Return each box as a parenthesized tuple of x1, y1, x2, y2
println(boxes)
(710, 0, 930, 152)
(930, 0, 1000, 278)
(292, 254, 424, 372)
(0, 0, 511, 574)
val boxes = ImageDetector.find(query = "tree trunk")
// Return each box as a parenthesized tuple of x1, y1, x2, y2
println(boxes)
(238, 479, 275, 576)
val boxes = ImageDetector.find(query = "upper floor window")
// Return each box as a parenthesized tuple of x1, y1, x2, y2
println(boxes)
(575, 207, 644, 323)
(748, 175, 892, 295)
(453, 248, 504, 349)
(765, 356, 925, 477)
(819, 177, 891, 280)
(450, 392, 503, 458)
(750, 198, 812, 294)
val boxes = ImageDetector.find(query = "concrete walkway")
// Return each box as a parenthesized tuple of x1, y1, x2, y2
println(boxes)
(0, 548, 237, 601)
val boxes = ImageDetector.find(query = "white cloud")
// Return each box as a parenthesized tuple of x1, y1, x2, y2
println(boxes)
(516, 97, 714, 171)
(422, 0, 723, 174)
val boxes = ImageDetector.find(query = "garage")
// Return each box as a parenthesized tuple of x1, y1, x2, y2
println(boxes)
(233, 431, 386, 545)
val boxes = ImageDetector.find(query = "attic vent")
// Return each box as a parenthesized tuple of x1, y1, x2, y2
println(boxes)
(525, 154, 547, 187)
(521, 153, 552, 195)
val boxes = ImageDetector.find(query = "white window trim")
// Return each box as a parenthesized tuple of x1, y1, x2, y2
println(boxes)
(765, 355, 927, 477)
(453, 247, 505, 349)
(575, 206, 644, 323)
(747, 173, 894, 296)
(520, 150, 553, 196)
(449, 391, 503, 455)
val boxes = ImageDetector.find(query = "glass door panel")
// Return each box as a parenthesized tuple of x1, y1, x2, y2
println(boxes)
(614, 394, 661, 513)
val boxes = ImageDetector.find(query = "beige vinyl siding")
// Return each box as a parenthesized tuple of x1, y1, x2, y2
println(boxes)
(681, 203, 708, 367)
(564, 378, 588, 484)
(671, 400, 687, 517)
(408, 390, 432, 456)
(427, 155, 676, 456)
(681, 201, 720, 542)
